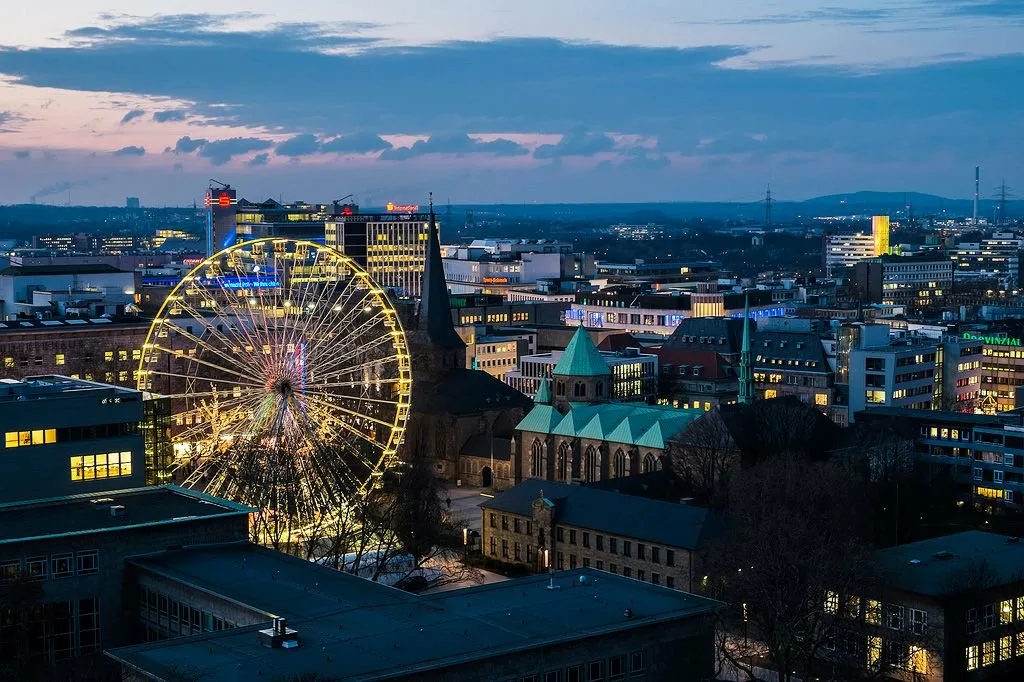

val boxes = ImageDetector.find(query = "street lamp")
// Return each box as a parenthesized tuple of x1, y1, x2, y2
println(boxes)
(463, 527, 469, 560)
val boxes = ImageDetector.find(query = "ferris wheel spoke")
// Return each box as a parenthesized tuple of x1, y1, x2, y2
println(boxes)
(144, 349, 267, 386)
(300, 276, 374, 350)
(308, 317, 395, 369)
(173, 279, 268, 366)
(314, 354, 401, 381)
(141, 367, 266, 392)
(161, 319, 267, 379)
(301, 392, 398, 432)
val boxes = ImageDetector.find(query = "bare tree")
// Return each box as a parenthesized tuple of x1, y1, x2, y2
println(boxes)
(669, 411, 739, 506)
(705, 454, 872, 682)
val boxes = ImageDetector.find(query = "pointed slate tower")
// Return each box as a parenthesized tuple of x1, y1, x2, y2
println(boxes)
(738, 293, 754, 405)
(410, 195, 466, 383)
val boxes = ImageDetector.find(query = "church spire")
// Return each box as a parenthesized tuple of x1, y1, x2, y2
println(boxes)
(738, 292, 754, 405)
(417, 193, 465, 350)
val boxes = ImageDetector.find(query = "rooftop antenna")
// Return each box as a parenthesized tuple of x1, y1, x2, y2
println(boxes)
(209, 178, 230, 190)
(763, 185, 774, 227)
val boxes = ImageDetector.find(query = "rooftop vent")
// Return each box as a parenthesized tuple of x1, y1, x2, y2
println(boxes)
(932, 551, 955, 560)
(109, 505, 126, 517)
(909, 559, 922, 566)
(259, 616, 299, 649)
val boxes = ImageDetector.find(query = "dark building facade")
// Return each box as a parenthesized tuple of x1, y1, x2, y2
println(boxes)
(0, 486, 251, 678)
(106, 543, 719, 682)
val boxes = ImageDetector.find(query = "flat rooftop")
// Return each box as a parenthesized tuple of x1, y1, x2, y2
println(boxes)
(129, 543, 414, 621)
(875, 531, 1024, 597)
(0, 375, 140, 402)
(110, 546, 719, 682)
(0, 486, 252, 545)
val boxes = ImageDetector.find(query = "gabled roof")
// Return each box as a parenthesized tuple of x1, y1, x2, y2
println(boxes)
(516, 404, 563, 433)
(662, 317, 745, 354)
(751, 331, 830, 373)
(552, 326, 611, 377)
(518, 402, 701, 448)
(412, 369, 532, 415)
(480, 479, 720, 551)
(654, 349, 734, 379)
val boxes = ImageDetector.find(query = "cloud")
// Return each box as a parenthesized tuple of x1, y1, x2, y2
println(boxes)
(0, 111, 28, 132)
(112, 145, 146, 156)
(534, 130, 616, 159)
(621, 147, 671, 170)
(246, 153, 270, 167)
(198, 137, 273, 165)
(945, 1, 1024, 19)
(380, 133, 529, 160)
(274, 133, 320, 157)
(33, 180, 75, 198)
(320, 132, 392, 154)
(171, 135, 208, 153)
(172, 162, 184, 172)
(153, 110, 187, 123)
(13, 150, 30, 160)
(119, 108, 145, 124)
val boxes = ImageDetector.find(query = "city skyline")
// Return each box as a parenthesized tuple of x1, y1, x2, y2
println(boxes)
(0, 1, 1022, 205)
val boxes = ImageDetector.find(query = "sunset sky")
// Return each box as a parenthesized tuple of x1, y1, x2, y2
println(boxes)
(0, 1, 1021, 205)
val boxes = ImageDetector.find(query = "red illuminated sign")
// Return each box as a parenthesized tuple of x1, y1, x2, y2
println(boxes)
(204, 191, 237, 208)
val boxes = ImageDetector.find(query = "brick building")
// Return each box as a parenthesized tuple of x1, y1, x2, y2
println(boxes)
(0, 318, 151, 389)
(479, 479, 718, 592)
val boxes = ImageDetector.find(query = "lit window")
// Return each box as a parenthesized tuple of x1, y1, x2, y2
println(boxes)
(55, 354, 65, 366)
(4, 432, 18, 448)
(908, 645, 928, 674)
(999, 635, 1011, 661)
(104, 351, 113, 362)
(966, 645, 978, 671)
(764, 389, 778, 399)
(865, 599, 882, 625)
(815, 393, 829, 406)
(1001, 599, 1014, 624)
(982, 640, 995, 666)
(3, 357, 13, 369)
(70, 451, 133, 481)
(824, 590, 839, 613)
(867, 635, 881, 666)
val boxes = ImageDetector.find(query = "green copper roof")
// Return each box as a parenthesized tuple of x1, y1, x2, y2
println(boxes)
(516, 404, 563, 434)
(552, 326, 612, 378)
(535, 378, 552, 405)
(518, 402, 702, 449)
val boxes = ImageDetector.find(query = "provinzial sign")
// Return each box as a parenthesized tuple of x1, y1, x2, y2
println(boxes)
(962, 332, 1022, 347)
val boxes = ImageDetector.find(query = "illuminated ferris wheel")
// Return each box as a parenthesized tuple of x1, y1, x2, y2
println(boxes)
(137, 238, 411, 523)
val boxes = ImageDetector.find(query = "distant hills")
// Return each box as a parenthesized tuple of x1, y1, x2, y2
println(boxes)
(1, 191, 1021, 227)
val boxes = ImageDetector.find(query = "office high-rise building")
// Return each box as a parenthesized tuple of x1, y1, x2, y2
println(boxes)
(325, 203, 431, 298)
(823, 215, 892, 276)
(204, 185, 238, 255)
(872, 215, 890, 257)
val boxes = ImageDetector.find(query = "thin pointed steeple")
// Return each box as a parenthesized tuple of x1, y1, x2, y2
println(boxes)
(417, 193, 465, 350)
(738, 292, 754, 405)
(535, 378, 552, 405)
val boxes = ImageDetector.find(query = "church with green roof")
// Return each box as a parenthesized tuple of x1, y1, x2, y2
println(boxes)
(515, 326, 703, 485)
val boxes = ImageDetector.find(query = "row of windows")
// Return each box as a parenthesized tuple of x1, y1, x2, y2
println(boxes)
(4, 429, 57, 448)
(966, 598, 1024, 633)
(0, 598, 100, 663)
(824, 593, 928, 635)
(4, 422, 138, 449)
(1, 551, 99, 582)
(966, 633, 1024, 671)
(70, 452, 134, 481)
(2, 349, 141, 368)
(140, 586, 239, 641)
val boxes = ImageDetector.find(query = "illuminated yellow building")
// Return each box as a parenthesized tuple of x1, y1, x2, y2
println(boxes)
(872, 215, 890, 256)
(326, 205, 431, 298)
